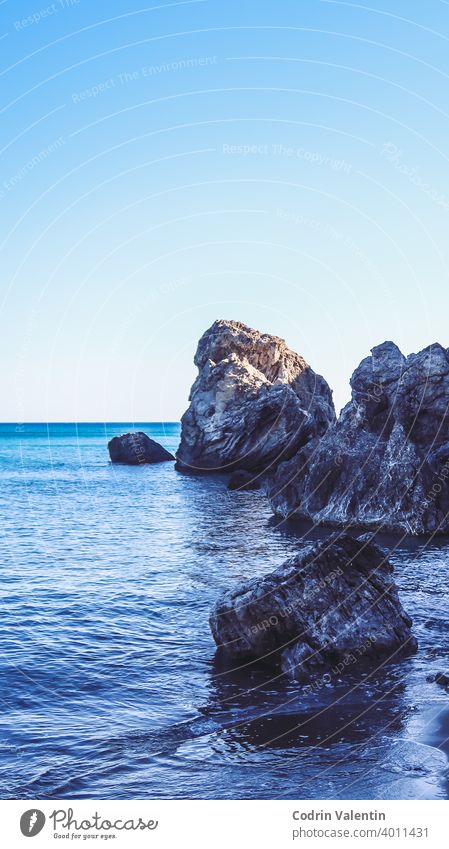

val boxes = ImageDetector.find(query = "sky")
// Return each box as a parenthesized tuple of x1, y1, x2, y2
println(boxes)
(1, 0, 449, 422)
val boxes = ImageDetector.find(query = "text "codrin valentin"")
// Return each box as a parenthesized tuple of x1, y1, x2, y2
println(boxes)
(293, 809, 386, 821)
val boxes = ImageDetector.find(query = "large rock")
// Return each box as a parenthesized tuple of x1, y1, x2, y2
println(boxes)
(176, 320, 335, 474)
(108, 431, 174, 465)
(227, 469, 261, 491)
(267, 342, 449, 535)
(209, 533, 416, 682)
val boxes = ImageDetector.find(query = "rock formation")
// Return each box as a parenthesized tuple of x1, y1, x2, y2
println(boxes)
(176, 320, 335, 474)
(209, 533, 416, 682)
(227, 470, 261, 491)
(108, 431, 174, 465)
(266, 342, 449, 535)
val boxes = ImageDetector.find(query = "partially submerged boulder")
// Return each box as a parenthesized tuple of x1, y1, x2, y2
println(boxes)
(266, 342, 449, 535)
(108, 431, 174, 465)
(176, 319, 335, 474)
(209, 533, 416, 682)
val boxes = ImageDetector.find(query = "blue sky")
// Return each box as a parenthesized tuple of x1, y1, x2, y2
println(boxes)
(1, 0, 449, 421)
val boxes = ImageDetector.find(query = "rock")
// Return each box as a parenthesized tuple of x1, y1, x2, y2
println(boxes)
(108, 431, 174, 465)
(176, 319, 335, 474)
(227, 470, 261, 491)
(266, 342, 449, 535)
(209, 533, 416, 682)
(435, 672, 449, 686)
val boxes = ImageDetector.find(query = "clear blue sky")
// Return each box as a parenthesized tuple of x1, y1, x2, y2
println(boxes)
(1, 0, 449, 421)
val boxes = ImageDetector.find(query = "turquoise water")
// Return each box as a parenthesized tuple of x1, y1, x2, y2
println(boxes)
(1, 423, 449, 800)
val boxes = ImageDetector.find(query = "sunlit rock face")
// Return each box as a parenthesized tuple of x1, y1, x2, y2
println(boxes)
(266, 342, 449, 535)
(175, 319, 335, 474)
(209, 533, 417, 682)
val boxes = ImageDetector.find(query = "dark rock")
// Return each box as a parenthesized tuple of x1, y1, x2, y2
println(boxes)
(209, 533, 416, 683)
(227, 470, 261, 491)
(176, 319, 335, 475)
(108, 431, 174, 465)
(435, 672, 449, 686)
(266, 342, 449, 535)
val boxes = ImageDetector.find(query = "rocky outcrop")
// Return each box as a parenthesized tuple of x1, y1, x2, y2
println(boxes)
(108, 431, 174, 464)
(227, 470, 261, 491)
(266, 342, 449, 535)
(209, 533, 416, 682)
(176, 320, 335, 474)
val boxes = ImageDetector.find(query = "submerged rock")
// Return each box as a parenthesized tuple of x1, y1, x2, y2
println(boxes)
(266, 342, 449, 535)
(227, 470, 261, 491)
(209, 533, 416, 682)
(108, 431, 174, 465)
(176, 319, 335, 475)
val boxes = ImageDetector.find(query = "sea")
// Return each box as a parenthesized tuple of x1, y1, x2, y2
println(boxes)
(1, 422, 449, 800)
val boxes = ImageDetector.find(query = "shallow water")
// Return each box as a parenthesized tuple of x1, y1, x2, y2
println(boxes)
(0, 423, 448, 800)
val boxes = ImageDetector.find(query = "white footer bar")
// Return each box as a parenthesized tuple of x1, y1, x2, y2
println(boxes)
(0, 799, 446, 848)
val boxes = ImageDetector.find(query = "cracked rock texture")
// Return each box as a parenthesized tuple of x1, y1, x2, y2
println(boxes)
(267, 342, 449, 535)
(176, 319, 335, 474)
(209, 533, 416, 682)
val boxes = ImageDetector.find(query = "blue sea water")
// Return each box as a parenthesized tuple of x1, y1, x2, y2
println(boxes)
(1, 422, 449, 800)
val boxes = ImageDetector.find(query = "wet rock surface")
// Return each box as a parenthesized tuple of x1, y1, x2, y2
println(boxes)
(267, 342, 449, 535)
(209, 533, 416, 682)
(176, 319, 335, 474)
(108, 431, 174, 465)
(227, 470, 261, 491)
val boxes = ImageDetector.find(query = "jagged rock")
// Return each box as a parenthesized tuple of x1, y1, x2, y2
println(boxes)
(266, 342, 449, 535)
(176, 320, 335, 474)
(108, 431, 174, 465)
(209, 533, 416, 683)
(227, 470, 261, 491)
(435, 672, 449, 686)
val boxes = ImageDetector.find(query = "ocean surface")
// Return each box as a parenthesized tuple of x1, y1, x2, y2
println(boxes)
(1, 422, 449, 800)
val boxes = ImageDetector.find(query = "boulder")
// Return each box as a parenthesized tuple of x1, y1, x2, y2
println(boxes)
(176, 319, 335, 474)
(227, 470, 261, 491)
(209, 533, 416, 683)
(108, 431, 174, 465)
(266, 342, 449, 535)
